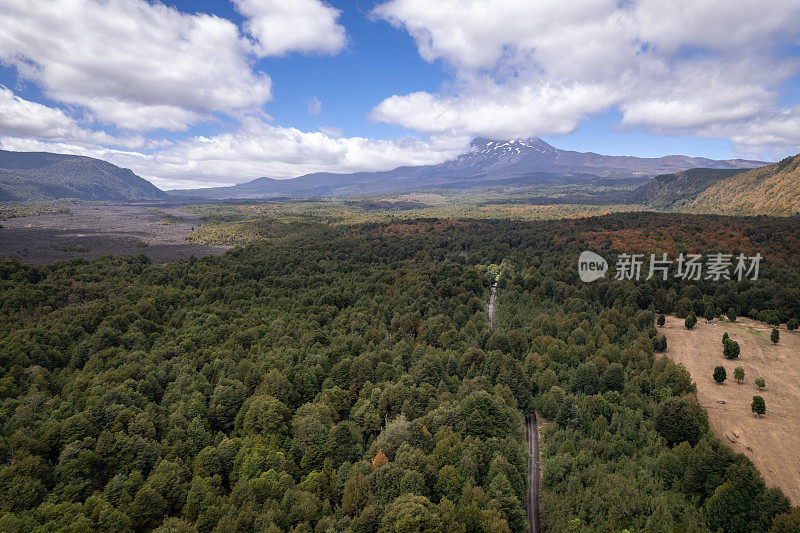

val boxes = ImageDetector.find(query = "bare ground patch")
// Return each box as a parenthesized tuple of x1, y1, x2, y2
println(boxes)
(0, 203, 230, 264)
(661, 316, 800, 504)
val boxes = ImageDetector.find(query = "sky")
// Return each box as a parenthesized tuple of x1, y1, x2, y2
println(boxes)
(0, 0, 799, 189)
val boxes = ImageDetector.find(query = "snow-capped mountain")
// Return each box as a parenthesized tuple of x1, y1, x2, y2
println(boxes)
(438, 137, 766, 178)
(170, 137, 768, 199)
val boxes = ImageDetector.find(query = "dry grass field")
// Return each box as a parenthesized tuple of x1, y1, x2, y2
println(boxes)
(662, 315, 800, 504)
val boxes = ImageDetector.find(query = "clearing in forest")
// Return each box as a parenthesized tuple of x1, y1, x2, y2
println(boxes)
(662, 316, 800, 504)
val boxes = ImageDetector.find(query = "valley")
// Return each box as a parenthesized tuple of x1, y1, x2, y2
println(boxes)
(2, 2, 799, 530)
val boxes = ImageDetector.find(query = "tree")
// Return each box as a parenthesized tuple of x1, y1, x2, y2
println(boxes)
(727, 308, 737, 322)
(704, 302, 715, 321)
(788, 318, 799, 331)
(752, 396, 766, 417)
(722, 332, 729, 345)
(713, 366, 727, 384)
(573, 362, 600, 394)
(723, 339, 740, 359)
(685, 312, 697, 330)
(653, 335, 667, 352)
(372, 451, 389, 469)
(755, 377, 766, 390)
(771, 328, 780, 344)
(734, 367, 744, 384)
(379, 494, 440, 532)
(602, 363, 625, 392)
(704, 482, 754, 533)
(771, 509, 800, 532)
(657, 314, 665, 327)
(655, 397, 703, 446)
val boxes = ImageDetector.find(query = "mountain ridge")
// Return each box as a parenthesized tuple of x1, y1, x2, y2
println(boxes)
(0, 150, 165, 202)
(169, 137, 767, 199)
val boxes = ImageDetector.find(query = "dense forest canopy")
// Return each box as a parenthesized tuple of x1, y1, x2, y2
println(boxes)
(1, 212, 799, 531)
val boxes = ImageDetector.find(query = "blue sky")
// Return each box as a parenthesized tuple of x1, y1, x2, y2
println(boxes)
(0, 0, 798, 187)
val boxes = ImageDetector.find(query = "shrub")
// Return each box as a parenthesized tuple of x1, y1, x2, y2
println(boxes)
(755, 377, 766, 390)
(771, 328, 780, 344)
(788, 318, 799, 331)
(685, 313, 697, 330)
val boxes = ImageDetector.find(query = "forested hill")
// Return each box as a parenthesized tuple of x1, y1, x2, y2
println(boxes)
(682, 154, 800, 216)
(631, 168, 749, 209)
(1, 213, 799, 530)
(0, 150, 165, 202)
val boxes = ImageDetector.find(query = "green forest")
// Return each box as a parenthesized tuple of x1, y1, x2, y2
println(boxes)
(2, 212, 800, 531)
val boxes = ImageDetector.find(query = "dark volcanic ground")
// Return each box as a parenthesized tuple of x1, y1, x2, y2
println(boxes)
(0, 204, 230, 264)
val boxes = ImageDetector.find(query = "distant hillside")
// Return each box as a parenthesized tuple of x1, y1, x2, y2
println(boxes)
(171, 138, 767, 199)
(681, 154, 800, 216)
(630, 168, 749, 209)
(0, 150, 165, 202)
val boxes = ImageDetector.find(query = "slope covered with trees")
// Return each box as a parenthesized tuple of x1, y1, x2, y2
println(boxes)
(0, 212, 799, 531)
(0, 151, 165, 202)
(684, 154, 800, 216)
(630, 168, 748, 209)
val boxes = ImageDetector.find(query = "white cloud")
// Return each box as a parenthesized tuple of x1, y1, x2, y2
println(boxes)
(372, 0, 800, 153)
(692, 106, 800, 157)
(135, 120, 463, 187)
(308, 96, 323, 115)
(0, 86, 76, 139)
(0, 120, 465, 189)
(234, 0, 347, 57)
(0, 86, 161, 150)
(318, 126, 343, 138)
(0, 0, 271, 131)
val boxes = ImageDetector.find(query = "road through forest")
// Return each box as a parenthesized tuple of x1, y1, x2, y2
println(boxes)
(488, 281, 540, 532)
(526, 414, 541, 533)
(489, 282, 497, 329)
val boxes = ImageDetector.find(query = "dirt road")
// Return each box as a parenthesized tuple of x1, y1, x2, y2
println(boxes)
(526, 413, 541, 533)
(489, 282, 497, 330)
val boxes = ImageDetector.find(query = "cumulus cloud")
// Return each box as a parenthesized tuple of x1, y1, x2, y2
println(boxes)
(0, 120, 465, 189)
(372, 0, 800, 153)
(0, 0, 272, 131)
(234, 0, 347, 57)
(132, 120, 464, 187)
(0, 86, 77, 140)
(0, 86, 161, 150)
(0, 0, 350, 135)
